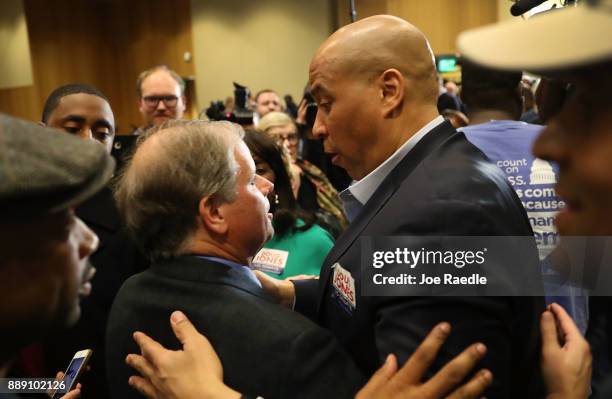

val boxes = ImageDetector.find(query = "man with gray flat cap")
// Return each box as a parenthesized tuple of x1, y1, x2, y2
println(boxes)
(39, 83, 149, 399)
(0, 114, 114, 398)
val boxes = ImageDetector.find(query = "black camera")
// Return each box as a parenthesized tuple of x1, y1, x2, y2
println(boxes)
(204, 82, 254, 126)
(302, 89, 318, 128)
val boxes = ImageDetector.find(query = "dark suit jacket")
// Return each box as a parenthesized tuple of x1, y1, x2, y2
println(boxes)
(106, 256, 365, 399)
(295, 121, 545, 398)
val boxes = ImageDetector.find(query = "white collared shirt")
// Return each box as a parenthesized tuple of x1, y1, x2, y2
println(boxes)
(340, 115, 446, 220)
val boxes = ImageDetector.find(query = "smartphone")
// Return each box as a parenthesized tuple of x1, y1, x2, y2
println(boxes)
(50, 349, 92, 399)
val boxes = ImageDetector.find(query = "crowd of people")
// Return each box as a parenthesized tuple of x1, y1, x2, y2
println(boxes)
(1, 2, 611, 399)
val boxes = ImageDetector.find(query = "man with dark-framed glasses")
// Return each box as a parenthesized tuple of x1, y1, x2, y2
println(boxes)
(134, 65, 186, 135)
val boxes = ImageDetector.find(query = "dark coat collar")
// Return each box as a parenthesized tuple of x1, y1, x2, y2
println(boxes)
(323, 120, 458, 268)
(150, 255, 274, 303)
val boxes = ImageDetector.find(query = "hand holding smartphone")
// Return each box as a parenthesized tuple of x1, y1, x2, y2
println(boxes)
(50, 349, 92, 399)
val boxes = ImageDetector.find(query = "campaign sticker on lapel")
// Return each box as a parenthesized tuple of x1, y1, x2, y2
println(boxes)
(251, 248, 289, 275)
(331, 263, 357, 313)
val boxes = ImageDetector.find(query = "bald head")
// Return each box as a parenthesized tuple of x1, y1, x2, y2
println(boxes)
(310, 15, 438, 104)
(308, 15, 441, 179)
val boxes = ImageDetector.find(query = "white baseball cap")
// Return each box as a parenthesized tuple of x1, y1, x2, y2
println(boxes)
(457, 0, 612, 72)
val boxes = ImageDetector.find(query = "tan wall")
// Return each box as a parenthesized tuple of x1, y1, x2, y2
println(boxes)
(336, 0, 499, 54)
(106, 0, 196, 132)
(190, 0, 334, 110)
(498, 0, 515, 22)
(0, 0, 33, 90)
(0, 0, 116, 123)
(0, 1, 503, 126)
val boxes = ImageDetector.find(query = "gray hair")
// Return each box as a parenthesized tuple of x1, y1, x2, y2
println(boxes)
(114, 119, 244, 261)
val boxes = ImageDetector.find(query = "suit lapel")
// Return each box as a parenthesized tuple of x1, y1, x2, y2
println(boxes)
(318, 121, 458, 304)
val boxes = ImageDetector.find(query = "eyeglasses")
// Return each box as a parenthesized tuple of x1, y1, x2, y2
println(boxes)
(142, 95, 179, 108)
(275, 133, 299, 144)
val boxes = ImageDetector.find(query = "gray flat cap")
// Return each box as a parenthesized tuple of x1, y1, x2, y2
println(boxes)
(0, 113, 115, 219)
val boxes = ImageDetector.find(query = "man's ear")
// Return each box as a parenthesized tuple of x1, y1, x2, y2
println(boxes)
(198, 195, 228, 235)
(137, 98, 145, 114)
(180, 95, 188, 112)
(379, 68, 405, 118)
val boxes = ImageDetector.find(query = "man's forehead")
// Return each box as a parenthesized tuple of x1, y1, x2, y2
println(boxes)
(3, 208, 72, 232)
(142, 71, 180, 90)
(235, 141, 255, 170)
(309, 68, 341, 100)
(52, 94, 114, 121)
(551, 78, 612, 132)
(309, 67, 327, 95)
(56, 93, 109, 110)
(0, 211, 70, 257)
(309, 51, 328, 76)
(309, 50, 343, 85)
(258, 92, 280, 102)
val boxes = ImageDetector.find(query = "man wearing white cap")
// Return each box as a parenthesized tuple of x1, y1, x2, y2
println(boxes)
(459, 1, 612, 398)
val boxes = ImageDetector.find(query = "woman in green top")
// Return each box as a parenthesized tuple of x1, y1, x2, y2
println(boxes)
(243, 130, 334, 279)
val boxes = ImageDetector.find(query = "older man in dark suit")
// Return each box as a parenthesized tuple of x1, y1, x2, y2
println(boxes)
(106, 120, 366, 399)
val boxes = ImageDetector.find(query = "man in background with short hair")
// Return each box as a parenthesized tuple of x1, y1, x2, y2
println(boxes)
(253, 88, 282, 126)
(41, 83, 115, 153)
(134, 65, 186, 135)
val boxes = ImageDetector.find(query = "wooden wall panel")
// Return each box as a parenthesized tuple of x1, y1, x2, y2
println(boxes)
(335, 0, 498, 54)
(0, 85, 39, 121)
(108, 0, 196, 132)
(0, 0, 195, 134)
(25, 0, 115, 118)
(386, 0, 498, 54)
(336, 0, 388, 28)
(0, 0, 114, 122)
(0, 0, 35, 90)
